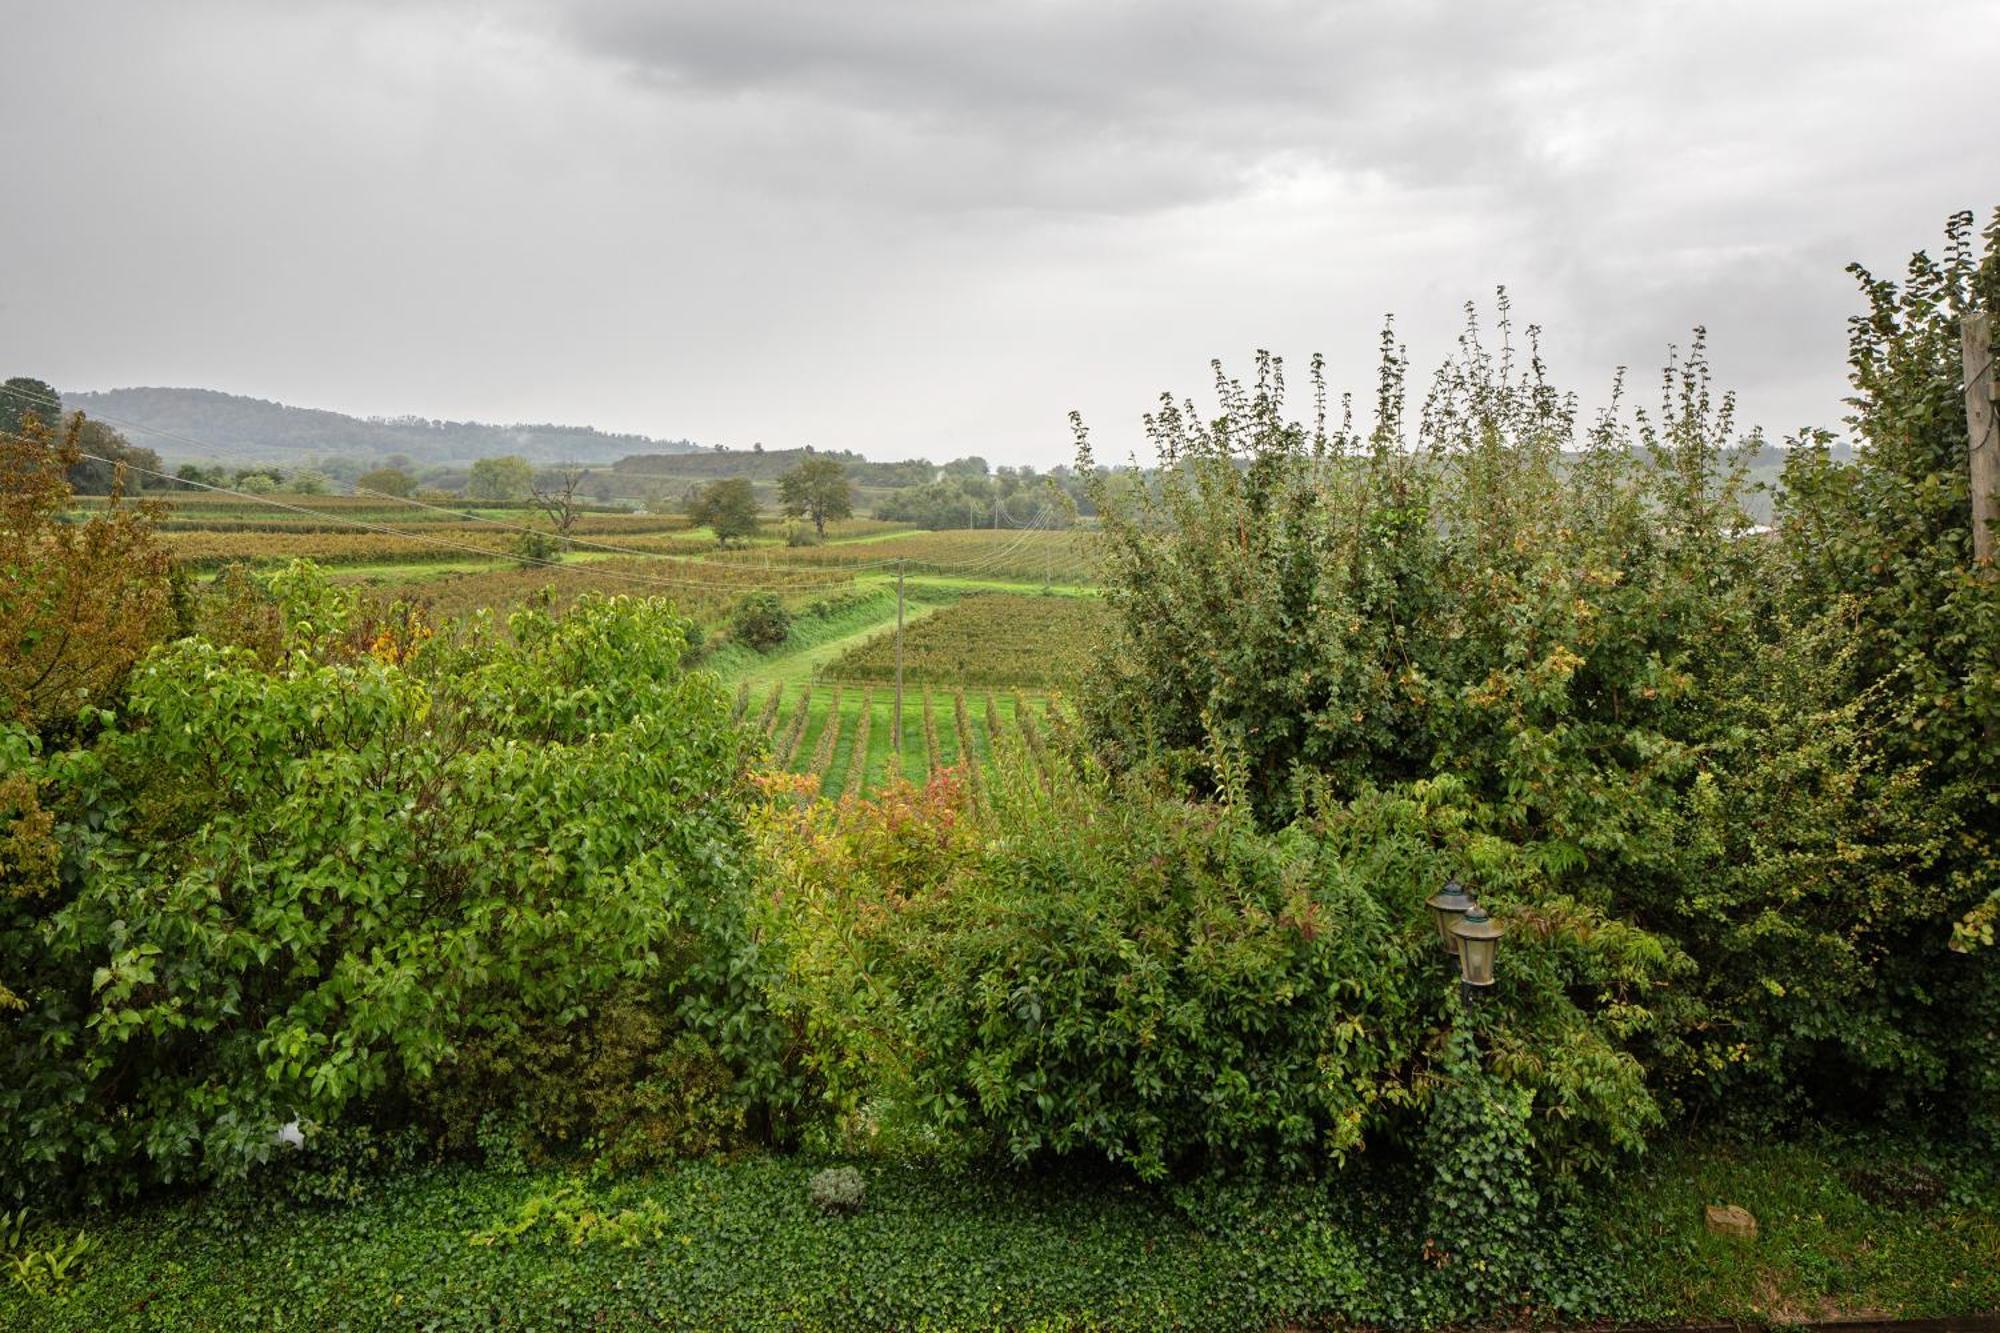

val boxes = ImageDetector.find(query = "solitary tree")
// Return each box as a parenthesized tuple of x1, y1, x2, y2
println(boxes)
(779, 455, 854, 538)
(689, 476, 760, 545)
(530, 463, 587, 547)
(466, 454, 533, 502)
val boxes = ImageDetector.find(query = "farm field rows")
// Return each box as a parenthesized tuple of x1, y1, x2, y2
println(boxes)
(820, 591, 1105, 689)
(710, 591, 1089, 795)
(149, 511, 696, 535)
(339, 554, 851, 622)
(711, 527, 1094, 584)
(160, 526, 734, 569)
(737, 676, 1061, 797)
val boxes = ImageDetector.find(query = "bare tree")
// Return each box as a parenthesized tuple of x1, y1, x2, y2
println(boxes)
(531, 462, 587, 547)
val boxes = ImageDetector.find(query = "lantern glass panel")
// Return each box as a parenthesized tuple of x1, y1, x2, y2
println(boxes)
(1450, 906, 1504, 987)
(1459, 937, 1497, 986)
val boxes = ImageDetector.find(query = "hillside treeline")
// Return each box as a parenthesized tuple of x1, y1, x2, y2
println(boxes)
(62, 386, 701, 465)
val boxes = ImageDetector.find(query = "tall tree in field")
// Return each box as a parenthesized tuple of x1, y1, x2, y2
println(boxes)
(778, 455, 854, 537)
(530, 462, 587, 547)
(466, 454, 533, 502)
(689, 476, 760, 545)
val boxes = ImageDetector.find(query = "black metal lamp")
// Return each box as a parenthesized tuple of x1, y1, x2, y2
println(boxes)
(1424, 878, 1474, 955)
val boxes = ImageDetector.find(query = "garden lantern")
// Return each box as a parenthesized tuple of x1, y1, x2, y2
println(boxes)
(1424, 878, 1474, 955)
(1450, 905, 1505, 990)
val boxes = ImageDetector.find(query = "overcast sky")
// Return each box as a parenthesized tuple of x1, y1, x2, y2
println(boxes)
(4, 1, 1994, 467)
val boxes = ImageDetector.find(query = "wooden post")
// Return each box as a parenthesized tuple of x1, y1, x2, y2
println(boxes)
(892, 560, 905, 752)
(1966, 310, 1998, 566)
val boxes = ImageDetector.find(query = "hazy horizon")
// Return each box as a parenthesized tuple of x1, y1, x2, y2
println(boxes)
(6, 1, 1996, 468)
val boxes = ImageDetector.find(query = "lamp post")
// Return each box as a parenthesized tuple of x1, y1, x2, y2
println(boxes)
(1424, 878, 1474, 956)
(1449, 905, 1505, 1001)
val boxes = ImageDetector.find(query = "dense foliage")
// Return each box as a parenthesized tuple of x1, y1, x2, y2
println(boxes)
(731, 590, 793, 650)
(0, 573, 774, 1201)
(778, 456, 856, 538)
(1076, 220, 2000, 1145)
(872, 466, 1086, 529)
(688, 475, 761, 544)
(0, 414, 176, 735)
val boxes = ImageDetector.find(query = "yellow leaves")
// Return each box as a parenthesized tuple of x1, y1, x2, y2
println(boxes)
(1465, 670, 1511, 709)
(0, 772, 59, 903)
(367, 613, 433, 667)
(1542, 645, 1586, 680)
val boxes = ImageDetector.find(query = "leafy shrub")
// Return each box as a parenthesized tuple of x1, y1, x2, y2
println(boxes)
(0, 578, 781, 1201)
(760, 754, 1426, 1179)
(1075, 233, 2000, 1144)
(415, 988, 747, 1170)
(512, 527, 560, 565)
(263, 1122, 429, 1207)
(731, 590, 792, 651)
(1757, 209, 2000, 1131)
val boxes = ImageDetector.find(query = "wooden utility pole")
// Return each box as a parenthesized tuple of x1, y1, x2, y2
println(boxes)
(892, 560, 905, 752)
(1966, 310, 1998, 566)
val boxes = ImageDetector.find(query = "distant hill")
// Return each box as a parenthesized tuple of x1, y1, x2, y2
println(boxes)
(62, 387, 703, 466)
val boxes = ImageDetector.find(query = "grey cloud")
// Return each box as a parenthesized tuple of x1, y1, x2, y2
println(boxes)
(540, 0, 1568, 210)
(1, 0, 1994, 465)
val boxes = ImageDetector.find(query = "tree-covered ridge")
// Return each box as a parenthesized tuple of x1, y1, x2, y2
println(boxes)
(61, 386, 703, 465)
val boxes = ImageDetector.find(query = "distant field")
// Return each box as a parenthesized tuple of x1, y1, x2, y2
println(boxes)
(160, 527, 732, 569)
(822, 592, 1105, 689)
(128, 489, 1101, 703)
(713, 528, 1094, 584)
(343, 556, 850, 622)
(150, 512, 696, 535)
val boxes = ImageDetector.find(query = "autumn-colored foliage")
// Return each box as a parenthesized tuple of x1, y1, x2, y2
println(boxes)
(0, 413, 175, 732)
